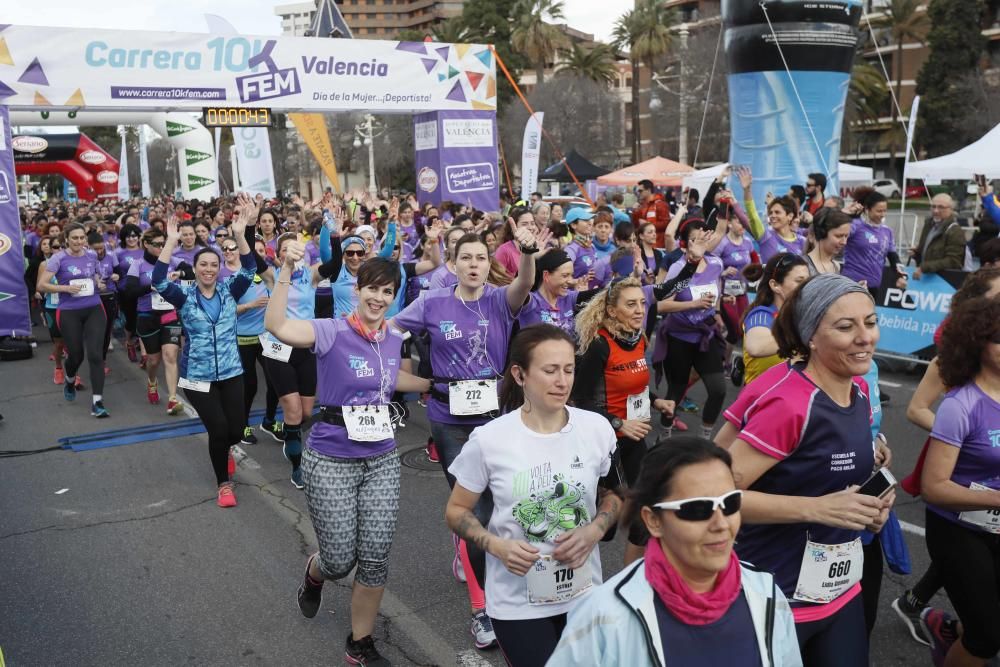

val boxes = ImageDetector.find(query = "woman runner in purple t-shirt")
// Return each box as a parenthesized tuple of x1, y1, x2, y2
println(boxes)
(266, 252, 431, 667)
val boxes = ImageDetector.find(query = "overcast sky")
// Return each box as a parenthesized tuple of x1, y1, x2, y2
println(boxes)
(0, 1, 632, 43)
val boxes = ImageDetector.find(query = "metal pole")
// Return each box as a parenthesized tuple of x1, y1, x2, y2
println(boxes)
(366, 115, 377, 196)
(678, 24, 689, 166)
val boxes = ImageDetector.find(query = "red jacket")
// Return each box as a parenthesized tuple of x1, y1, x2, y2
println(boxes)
(631, 198, 671, 248)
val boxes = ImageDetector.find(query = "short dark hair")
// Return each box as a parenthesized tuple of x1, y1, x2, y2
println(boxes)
(638, 179, 654, 192)
(499, 324, 575, 413)
(86, 231, 103, 245)
(811, 208, 852, 241)
(622, 437, 733, 532)
(769, 195, 798, 216)
(980, 238, 1000, 266)
(808, 173, 827, 191)
(454, 232, 488, 259)
(939, 297, 1000, 388)
(193, 247, 221, 266)
(357, 257, 401, 295)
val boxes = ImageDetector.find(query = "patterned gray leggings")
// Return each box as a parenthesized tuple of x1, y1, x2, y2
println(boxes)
(302, 447, 401, 588)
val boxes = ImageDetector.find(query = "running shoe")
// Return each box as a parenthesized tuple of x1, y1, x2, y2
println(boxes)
(139, 355, 147, 369)
(891, 592, 931, 646)
(228, 449, 236, 477)
(297, 554, 323, 618)
(216, 482, 237, 508)
(425, 438, 439, 463)
(63, 380, 76, 402)
(679, 398, 700, 413)
(91, 401, 110, 419)
(345, 634, 391, 666)
(74, 376, 85, 390)
(921, 608, 960, 667)
(240, 427, 258, 446)
(147, 380, 160, 405)
(470, 610, 497, 649)
(166, 396, 183, 416)
(48, 352, 55, 361)
(260, 419, 286, 442)
(417, 392, 429, 408)
(290, 467, 305, 490)
(674, 419, 688, 432)
(126, 340, 139, 363)
(53, 367, 64, 385)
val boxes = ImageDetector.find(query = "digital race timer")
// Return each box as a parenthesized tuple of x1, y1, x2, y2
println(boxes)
(202, 107, 272, 128)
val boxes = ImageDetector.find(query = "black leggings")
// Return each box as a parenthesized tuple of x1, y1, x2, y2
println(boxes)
(99, 293, 118, 362)
(237, 340, 279, 424)
(119, 292, 138, 335)
(861, 535, 883, 638)
(617, 436, 650, 546)
(795, 594, 869, 667)
(660, 334, 727, 425)
(183, 376, 245, 485)
(926, 509, 1000, 659)
(57, 305, 107, 395)
(492, 614, 567, 667)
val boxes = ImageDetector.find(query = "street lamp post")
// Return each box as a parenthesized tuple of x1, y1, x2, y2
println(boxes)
(677, 24, 689, 167)
(353, 114, 385, 196)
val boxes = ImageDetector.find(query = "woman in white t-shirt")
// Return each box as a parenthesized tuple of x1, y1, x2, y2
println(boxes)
(446, 324, 622, 667)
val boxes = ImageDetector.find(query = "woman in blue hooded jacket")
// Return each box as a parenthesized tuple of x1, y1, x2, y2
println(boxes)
(152, 194, 258, 509)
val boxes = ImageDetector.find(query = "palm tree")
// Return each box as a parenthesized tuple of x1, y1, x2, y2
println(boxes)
(555, 43, 618, 86)
(511, 0, 570, 86)
(613, 0, 675, 163)
(848, 59, 889, 127)
(881, 0, 930, 176)
(432, 16, 474, 44)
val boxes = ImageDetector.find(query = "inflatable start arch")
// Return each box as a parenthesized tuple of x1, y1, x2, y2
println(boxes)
(12, 132, 119, 201)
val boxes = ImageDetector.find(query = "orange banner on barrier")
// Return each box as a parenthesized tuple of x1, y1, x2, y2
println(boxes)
(288, 113, 341, 194)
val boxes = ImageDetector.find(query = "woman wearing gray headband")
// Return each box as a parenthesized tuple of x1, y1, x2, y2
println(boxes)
(721, 273, 895, 665)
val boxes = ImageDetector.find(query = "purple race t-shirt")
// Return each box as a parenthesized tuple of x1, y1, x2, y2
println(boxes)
(518, 290, 580, 336)
(393, 285, 516, 425)
(565, 241, 600, 288)
(928, 382, 1000, 529)
(128, 255, 180, 312)
(757, 228, 805, 264)
(45, 249, 102, 310)
(842, 219, 896, 288)
(428, 263, 459, 290)
(663, 256, 724, 344)
(713, 234, 754, 272)
(309, 318, 403, 459)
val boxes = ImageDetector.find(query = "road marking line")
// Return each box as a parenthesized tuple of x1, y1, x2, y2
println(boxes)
(879, 380, 903, 388)
(55, 488, 69, 495)
(899, 520, 926, 537)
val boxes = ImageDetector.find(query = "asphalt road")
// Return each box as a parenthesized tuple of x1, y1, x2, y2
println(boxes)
(0, 335, 947, 666)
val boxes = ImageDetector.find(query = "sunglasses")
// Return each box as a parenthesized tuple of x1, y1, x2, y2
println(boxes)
(148, 241, 165, 248)
(221, 245, 238, 252)
(216, 233, 229, 238)
(344, 249, 365, 258)
(126, 233, 140, 238)
(653, 490, 743, 521)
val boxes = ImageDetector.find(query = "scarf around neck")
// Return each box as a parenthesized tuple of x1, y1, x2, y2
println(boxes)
(643, 536, 741, 626)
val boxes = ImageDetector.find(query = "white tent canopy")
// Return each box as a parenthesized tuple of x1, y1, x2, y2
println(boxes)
(682, 162, 873, 198)
(907, 123, 1000, 182)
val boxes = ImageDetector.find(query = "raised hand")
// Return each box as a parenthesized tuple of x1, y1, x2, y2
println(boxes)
(282, 239, 306, 270)
(425, 217, 444, 241)
(736, 165, 753, 191)
(165, 215, 180, 243)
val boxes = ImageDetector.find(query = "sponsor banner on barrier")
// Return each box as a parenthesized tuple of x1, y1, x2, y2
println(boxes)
(520, 112, 543, 202)
(233, 126, 276, 197)
(873, 266, 959, 359)
(0, 25, 496, 113)
(0, 107, 32, 336)
(413, 110, 499, 212)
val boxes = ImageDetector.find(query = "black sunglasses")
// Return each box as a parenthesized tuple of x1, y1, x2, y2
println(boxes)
(653, 490, 742, 521)
(344, 249, 366, 258)
(148, 241, 165, 248)
(221, 245, 239, 252)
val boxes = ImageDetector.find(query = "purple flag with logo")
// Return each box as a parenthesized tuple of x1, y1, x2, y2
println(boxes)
(0, 106, 31, 337)
(413, 110, 499, 212)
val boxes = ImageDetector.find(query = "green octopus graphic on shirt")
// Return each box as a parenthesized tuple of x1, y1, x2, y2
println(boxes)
(511, 462, 590, 543)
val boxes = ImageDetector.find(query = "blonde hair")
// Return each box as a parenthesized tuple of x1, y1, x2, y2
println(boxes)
(575, 277, 645, 354)
(487, 257, 513, 286)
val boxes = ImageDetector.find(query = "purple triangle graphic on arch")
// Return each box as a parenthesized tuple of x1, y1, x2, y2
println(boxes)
(395, 41, 427, 55)
(0, 80, 16, 99)
(436, 46, 450, 61)
(0, 25, 10, 32)
(18, 58, 48, 86)
(446, 80, 465, 103)
(422, 58, 436, 73)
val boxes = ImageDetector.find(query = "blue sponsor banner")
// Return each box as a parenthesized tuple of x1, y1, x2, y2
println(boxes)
(873, 267, 957, 359)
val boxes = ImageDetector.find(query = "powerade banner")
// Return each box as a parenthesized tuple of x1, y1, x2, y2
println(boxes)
(873, 267, 961, 360)
(413, 110, 500, 212)
(724, 0, 862, 205)
(0, 26, 497, 113)
(0, 106, 32, 337)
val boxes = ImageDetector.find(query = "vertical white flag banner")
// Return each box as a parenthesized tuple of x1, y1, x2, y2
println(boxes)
(520, 112, 544, 202)
(117, 129, 130, 201)
(233, 127, 276, 197)
(229, 144, 240, 192)
(900, 95, 920, 219)
(138, 127, 151, 198)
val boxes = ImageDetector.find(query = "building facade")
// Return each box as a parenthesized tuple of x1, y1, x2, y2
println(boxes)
(275, 0, 462, 39)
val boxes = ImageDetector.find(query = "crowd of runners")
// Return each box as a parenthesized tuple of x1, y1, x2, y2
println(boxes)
(16, 170, 1000, 666)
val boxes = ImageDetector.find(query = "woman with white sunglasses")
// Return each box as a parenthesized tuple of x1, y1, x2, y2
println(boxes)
(549, 437, 802, 666)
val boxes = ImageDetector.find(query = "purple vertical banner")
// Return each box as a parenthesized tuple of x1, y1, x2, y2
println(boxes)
(0, 106, 31, 337)
(413, 110, 499, 212)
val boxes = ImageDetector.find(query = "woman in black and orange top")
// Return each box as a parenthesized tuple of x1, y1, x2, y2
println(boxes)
(572, 277, 675, 565)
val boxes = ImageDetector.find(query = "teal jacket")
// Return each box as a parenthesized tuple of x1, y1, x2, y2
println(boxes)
(547, 559, 802, 667)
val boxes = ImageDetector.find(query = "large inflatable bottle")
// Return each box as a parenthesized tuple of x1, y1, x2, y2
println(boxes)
(724, 0, 862, 203)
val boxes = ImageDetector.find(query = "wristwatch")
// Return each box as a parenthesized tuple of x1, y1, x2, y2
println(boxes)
(611, 416, 624, 431)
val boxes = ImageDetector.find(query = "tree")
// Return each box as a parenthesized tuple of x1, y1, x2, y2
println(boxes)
(878, 0, 929, 175)
(915, 0, 987, 156)
(460, 0, 529, 108)
(555, 43, 617, 86)
(511, 0, 569, 86)
(613, 0, 675, 163)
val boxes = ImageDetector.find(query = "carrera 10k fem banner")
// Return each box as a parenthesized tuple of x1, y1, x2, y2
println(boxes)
(0, 107, 31, 336)
(724, 0, 862, 205)
(0, 25, 497, 113)
(413, 110, 500, 213)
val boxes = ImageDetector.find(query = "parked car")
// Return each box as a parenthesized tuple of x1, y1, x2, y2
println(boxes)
(905, 183, 929, 199)
(873, 179, 901, 199)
